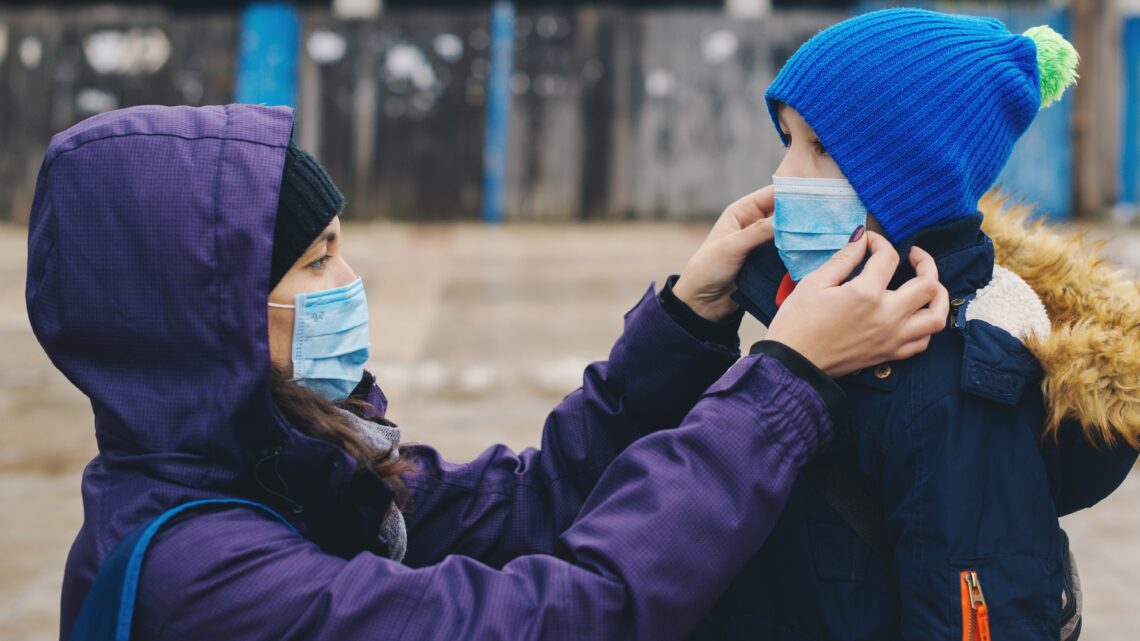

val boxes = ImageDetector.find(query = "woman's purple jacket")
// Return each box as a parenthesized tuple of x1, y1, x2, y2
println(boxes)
(27, 104, 834, 641)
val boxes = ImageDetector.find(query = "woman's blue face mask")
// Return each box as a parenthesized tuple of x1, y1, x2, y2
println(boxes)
(772, 175, 868, 281)
(268, 276, 371, 401)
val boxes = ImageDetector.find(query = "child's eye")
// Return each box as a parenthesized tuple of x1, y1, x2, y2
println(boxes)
(812, 140, 829, 156)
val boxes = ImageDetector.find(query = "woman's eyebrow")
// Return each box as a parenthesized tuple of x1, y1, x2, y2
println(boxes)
(303, 231, 337, 257)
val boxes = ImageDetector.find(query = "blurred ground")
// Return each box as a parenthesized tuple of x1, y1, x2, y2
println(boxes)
(0, 219, 1137, 640)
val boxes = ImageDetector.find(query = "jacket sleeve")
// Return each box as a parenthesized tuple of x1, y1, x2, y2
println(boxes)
(1042, 418, 1139, 516)
(401, 282, 742, 567)
(136, 353, 834, 641)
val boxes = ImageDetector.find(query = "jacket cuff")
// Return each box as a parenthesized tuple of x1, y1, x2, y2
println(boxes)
(610, 283, 741, 434)
(702, 353, 834, 466)
(658, 275, 744, 347)
(749, 340, 845, 418)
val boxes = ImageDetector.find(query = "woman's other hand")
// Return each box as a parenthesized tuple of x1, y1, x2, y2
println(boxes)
(673, 187, 776, 322)
(766, 228, 949, 377)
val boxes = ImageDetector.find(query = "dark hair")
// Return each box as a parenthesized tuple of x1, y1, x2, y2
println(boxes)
(270, 368, 414, 510)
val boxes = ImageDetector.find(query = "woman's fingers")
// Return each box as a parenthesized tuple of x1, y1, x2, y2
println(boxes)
(766, 233, 948, 377)
(726, 185, 776, 229)
(675, 187, 780, 322)
(899, 304, 950, 341)
(801, 227, 868, 287)
(741, 185, 776, 222)
(892, 272, 942, 314)
(923, 274, 951, 322)
(808, 229, 896, 291)
(880, 249, 947, 354)
(893, 247, 948, 315)
(853, 231, 900, 290)
(909, 245, 937, 277)
(886, 336, 933, 361)
(720, 218, 775, 258)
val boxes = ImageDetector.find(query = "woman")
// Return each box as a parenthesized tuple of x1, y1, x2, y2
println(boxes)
(29, 104, 947, 641)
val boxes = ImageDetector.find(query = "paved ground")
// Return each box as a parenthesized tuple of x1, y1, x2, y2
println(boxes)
(0, 219, 1137, 640)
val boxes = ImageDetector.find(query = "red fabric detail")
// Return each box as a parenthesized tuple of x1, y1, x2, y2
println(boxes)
(776, 274, 797, 307)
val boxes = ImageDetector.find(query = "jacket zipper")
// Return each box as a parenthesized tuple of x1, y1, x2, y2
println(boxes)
(960, 570, 992, 641)
(949, 296, 966, 329)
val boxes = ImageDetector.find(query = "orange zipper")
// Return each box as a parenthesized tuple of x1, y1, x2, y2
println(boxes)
(960, 570, 992, 641)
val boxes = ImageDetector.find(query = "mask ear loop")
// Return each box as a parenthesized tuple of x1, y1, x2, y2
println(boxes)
(268, 302, 295, 309)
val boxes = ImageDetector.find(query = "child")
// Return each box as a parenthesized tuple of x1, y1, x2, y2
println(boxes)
(718, 8, 1140, 641)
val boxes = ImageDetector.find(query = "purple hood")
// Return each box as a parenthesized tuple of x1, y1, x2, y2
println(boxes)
(28, 104, 292, 486)
(28, 104, 393, 630)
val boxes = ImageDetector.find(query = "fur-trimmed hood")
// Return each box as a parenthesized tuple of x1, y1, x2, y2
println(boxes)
(979, 191, 1140, 449)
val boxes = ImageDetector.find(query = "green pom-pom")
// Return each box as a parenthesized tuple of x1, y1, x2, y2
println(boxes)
(1023, 25, 1080, 109)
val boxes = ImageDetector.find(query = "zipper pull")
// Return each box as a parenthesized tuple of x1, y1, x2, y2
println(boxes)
(964, 571, 992, 641)
(949, 297, 967, 329)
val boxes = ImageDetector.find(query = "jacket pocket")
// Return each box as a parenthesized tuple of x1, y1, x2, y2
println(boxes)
(950, 555, 1060, 639)
(808, 489, 871, 582)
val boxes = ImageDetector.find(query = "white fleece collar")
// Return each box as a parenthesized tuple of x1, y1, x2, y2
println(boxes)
(965, 264, 1052, 343)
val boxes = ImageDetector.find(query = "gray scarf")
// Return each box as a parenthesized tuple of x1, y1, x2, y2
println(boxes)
(336, 408, 407, 563)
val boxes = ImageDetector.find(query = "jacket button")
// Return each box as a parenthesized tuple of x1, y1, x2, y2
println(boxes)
(873, 364, 892, 379)
(951, 298, 966, 306)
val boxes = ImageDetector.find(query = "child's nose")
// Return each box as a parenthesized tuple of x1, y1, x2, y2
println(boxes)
(774, 147, 821, 180)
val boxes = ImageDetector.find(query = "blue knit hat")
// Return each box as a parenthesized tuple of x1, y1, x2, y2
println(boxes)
(765, 8, 1079, 243)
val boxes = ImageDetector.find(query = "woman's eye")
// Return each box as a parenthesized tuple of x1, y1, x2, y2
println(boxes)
(812, 140, 829, 156)
(309, 256, 329, 271)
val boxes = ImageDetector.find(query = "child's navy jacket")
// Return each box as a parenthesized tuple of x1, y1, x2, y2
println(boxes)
(718, 198, 1140, 641)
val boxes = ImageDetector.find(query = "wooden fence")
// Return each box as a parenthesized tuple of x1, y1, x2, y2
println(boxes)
(295, 7, 846, 220)
(0, 7, 237, 222)
(0, 4, 1129, 222)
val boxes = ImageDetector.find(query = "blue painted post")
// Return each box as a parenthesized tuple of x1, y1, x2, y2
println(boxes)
(990, 6, 1074, 221)
(235, 3, 300, 107)
(1121, 17, 1140, 207)
(482, 1, 515, 223)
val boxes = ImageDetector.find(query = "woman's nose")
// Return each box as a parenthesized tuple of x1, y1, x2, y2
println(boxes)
(333, 256, 357, 287)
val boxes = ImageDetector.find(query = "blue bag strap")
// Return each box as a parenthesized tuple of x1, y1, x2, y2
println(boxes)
(67, 498, 297, 641)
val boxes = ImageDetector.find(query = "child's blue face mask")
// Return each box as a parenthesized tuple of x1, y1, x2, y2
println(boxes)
(772, 175, 868, 281)
(268, 276, 371, 401)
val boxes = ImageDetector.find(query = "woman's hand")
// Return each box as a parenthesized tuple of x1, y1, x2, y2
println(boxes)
(766, 229, 949, 377)
(673, 187, 776, 322)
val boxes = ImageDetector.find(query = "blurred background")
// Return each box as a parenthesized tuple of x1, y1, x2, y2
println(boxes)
(1, 0, 1138, 639)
